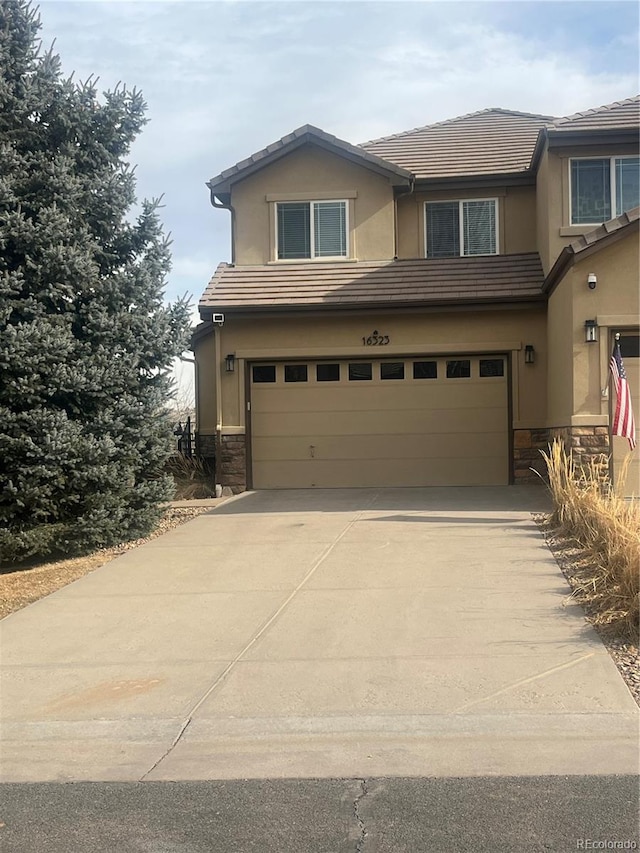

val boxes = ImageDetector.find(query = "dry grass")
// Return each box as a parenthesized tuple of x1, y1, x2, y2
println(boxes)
(0, 506, 211, 619)
(540, 438, 640, 641)
(167, 454, 216, 500)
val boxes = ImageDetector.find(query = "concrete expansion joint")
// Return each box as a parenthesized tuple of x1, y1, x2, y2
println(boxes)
(353, 778, 368, 852)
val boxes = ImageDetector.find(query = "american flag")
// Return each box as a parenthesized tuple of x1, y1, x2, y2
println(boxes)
(609, 338, 636, 450)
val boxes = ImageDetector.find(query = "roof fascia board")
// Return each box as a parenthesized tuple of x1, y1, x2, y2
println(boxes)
(546, 129, 639, 149)
(529, 128, 548, 172)
(413, 173, 536, 191)
(198, 295, 545, 321)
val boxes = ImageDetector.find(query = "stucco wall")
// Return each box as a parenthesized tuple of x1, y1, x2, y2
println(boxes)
(231, 145, 396, 265)
(396, 185, 537, 260)
(194, 306, 548, 436)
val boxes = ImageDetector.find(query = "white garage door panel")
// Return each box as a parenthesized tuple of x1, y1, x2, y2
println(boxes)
(250, 356, 509, 488)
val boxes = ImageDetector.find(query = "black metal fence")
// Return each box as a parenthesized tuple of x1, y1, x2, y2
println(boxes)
(173, 416, 194, 457)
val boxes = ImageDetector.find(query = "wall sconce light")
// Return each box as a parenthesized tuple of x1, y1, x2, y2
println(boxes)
(224, 353, 235, 372)
(584, 320, 598, 343)
(524, 345, 535, 364)
(587, 272, 597, 290)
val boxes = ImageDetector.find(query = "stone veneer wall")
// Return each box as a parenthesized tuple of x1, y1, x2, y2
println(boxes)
(513, 428, 552, 482)
(217, 434, 247, 493)
(513, 426, 610, 484)
(195, 433, 216, 460)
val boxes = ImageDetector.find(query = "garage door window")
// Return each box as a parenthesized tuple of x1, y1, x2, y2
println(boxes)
(317, 363, 340, 382)
(349, 363, 372, 381)
(413, 361, 438, 379)
(479, 358, 504, 377)
(380, 362, 404, 380)
(284, 364, 308, 383)
(447, 359, 471, 378)
(253, 365, 276, 383)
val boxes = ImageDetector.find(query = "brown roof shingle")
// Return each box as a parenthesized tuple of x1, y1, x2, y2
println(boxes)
(550, 95, 640, 132)
(199, 254, 545, 316)
(359, 109, 554, 179)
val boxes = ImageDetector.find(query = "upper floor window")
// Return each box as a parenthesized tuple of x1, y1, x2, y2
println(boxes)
(277, 200, 347, 260)
(570, 157, 640, 225)
(425, 199, 498, 258)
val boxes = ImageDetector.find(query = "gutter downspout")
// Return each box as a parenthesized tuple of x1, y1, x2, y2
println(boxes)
(208, 187, 236, 266)
(393, 179, 415, 259)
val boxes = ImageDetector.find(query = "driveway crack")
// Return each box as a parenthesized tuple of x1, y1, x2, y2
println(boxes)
(354, 778, 368, 852)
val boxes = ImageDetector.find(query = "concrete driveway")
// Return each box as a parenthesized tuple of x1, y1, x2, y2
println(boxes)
(1, 487, 637, 782)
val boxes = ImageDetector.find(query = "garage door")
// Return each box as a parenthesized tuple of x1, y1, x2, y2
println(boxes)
(612, 333, 640, 497)
(250, 355, 509, 488)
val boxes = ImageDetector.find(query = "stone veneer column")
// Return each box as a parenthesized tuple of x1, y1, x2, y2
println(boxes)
(512, 428, 551, 483)
(217, 434, 247, 493)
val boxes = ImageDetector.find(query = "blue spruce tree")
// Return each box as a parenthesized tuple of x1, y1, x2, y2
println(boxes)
(0, 0, 191, 562)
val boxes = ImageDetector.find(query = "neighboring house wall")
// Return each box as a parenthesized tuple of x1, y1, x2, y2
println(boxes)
(231, 145, 396, 265)
(396, 185, 537, 259)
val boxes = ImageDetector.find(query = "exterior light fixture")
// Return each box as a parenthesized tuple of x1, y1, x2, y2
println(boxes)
(584, 320, 598, 343)
(224, 353, 235, 372)
(524, 345, 535, 364)
(587, 272, 597, 290)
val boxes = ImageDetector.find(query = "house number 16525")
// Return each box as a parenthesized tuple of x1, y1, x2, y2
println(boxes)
(362, 330, 390, 346)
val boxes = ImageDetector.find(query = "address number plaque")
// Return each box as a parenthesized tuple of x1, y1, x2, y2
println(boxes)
(362, 330, 390, 346)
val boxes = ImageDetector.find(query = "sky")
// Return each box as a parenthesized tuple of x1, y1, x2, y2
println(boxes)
(36, 0, 640, 404)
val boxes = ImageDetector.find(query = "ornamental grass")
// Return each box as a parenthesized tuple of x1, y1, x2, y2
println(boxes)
(540, 438, 640, 642)
(167, 453, 217, 500)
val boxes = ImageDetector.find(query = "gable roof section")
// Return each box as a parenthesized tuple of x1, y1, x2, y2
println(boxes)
(359, 109, 554, 180)
(550, 95, 640, 132)
(199, 254, 545, 317)
(543, 206, 640, 295)
(207, 125, 413, 195)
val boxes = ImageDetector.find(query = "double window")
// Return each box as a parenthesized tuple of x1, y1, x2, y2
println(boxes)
(570, 157, 640, 225)
(277, 200, 347, 260)
(425, 199, 498, 258)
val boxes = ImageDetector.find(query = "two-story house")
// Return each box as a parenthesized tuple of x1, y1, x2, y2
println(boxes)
(193, 96, 639, 495)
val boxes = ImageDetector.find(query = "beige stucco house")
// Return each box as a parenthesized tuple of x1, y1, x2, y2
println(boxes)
(193, 97, 640, 495)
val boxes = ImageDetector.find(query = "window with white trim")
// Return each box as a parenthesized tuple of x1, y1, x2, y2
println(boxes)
(570, 156, 640, 225)
(276, 200, 347, 260)
(425, 199, 498, 258)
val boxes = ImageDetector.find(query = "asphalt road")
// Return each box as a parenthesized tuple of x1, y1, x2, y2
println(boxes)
(1, 775, 638, 852)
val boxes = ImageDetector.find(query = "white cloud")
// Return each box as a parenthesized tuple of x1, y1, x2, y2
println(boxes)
(34, 1, 639, 309)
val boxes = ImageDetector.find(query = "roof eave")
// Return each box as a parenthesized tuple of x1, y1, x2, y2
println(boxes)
(198, 293, 546, 321)
(207, 131, 413, 195)
(412, 171, 536, 191)
(546, 128, 640, 149)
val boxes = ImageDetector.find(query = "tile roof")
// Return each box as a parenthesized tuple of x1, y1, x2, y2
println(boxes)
(207, 125, 412, 193)
(199, 254, 545, 316)
(359, 109, 554, 179)
(569, 205, 640, 254)
(543, 207, 640, 295)
(550, 95, 640, 132)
